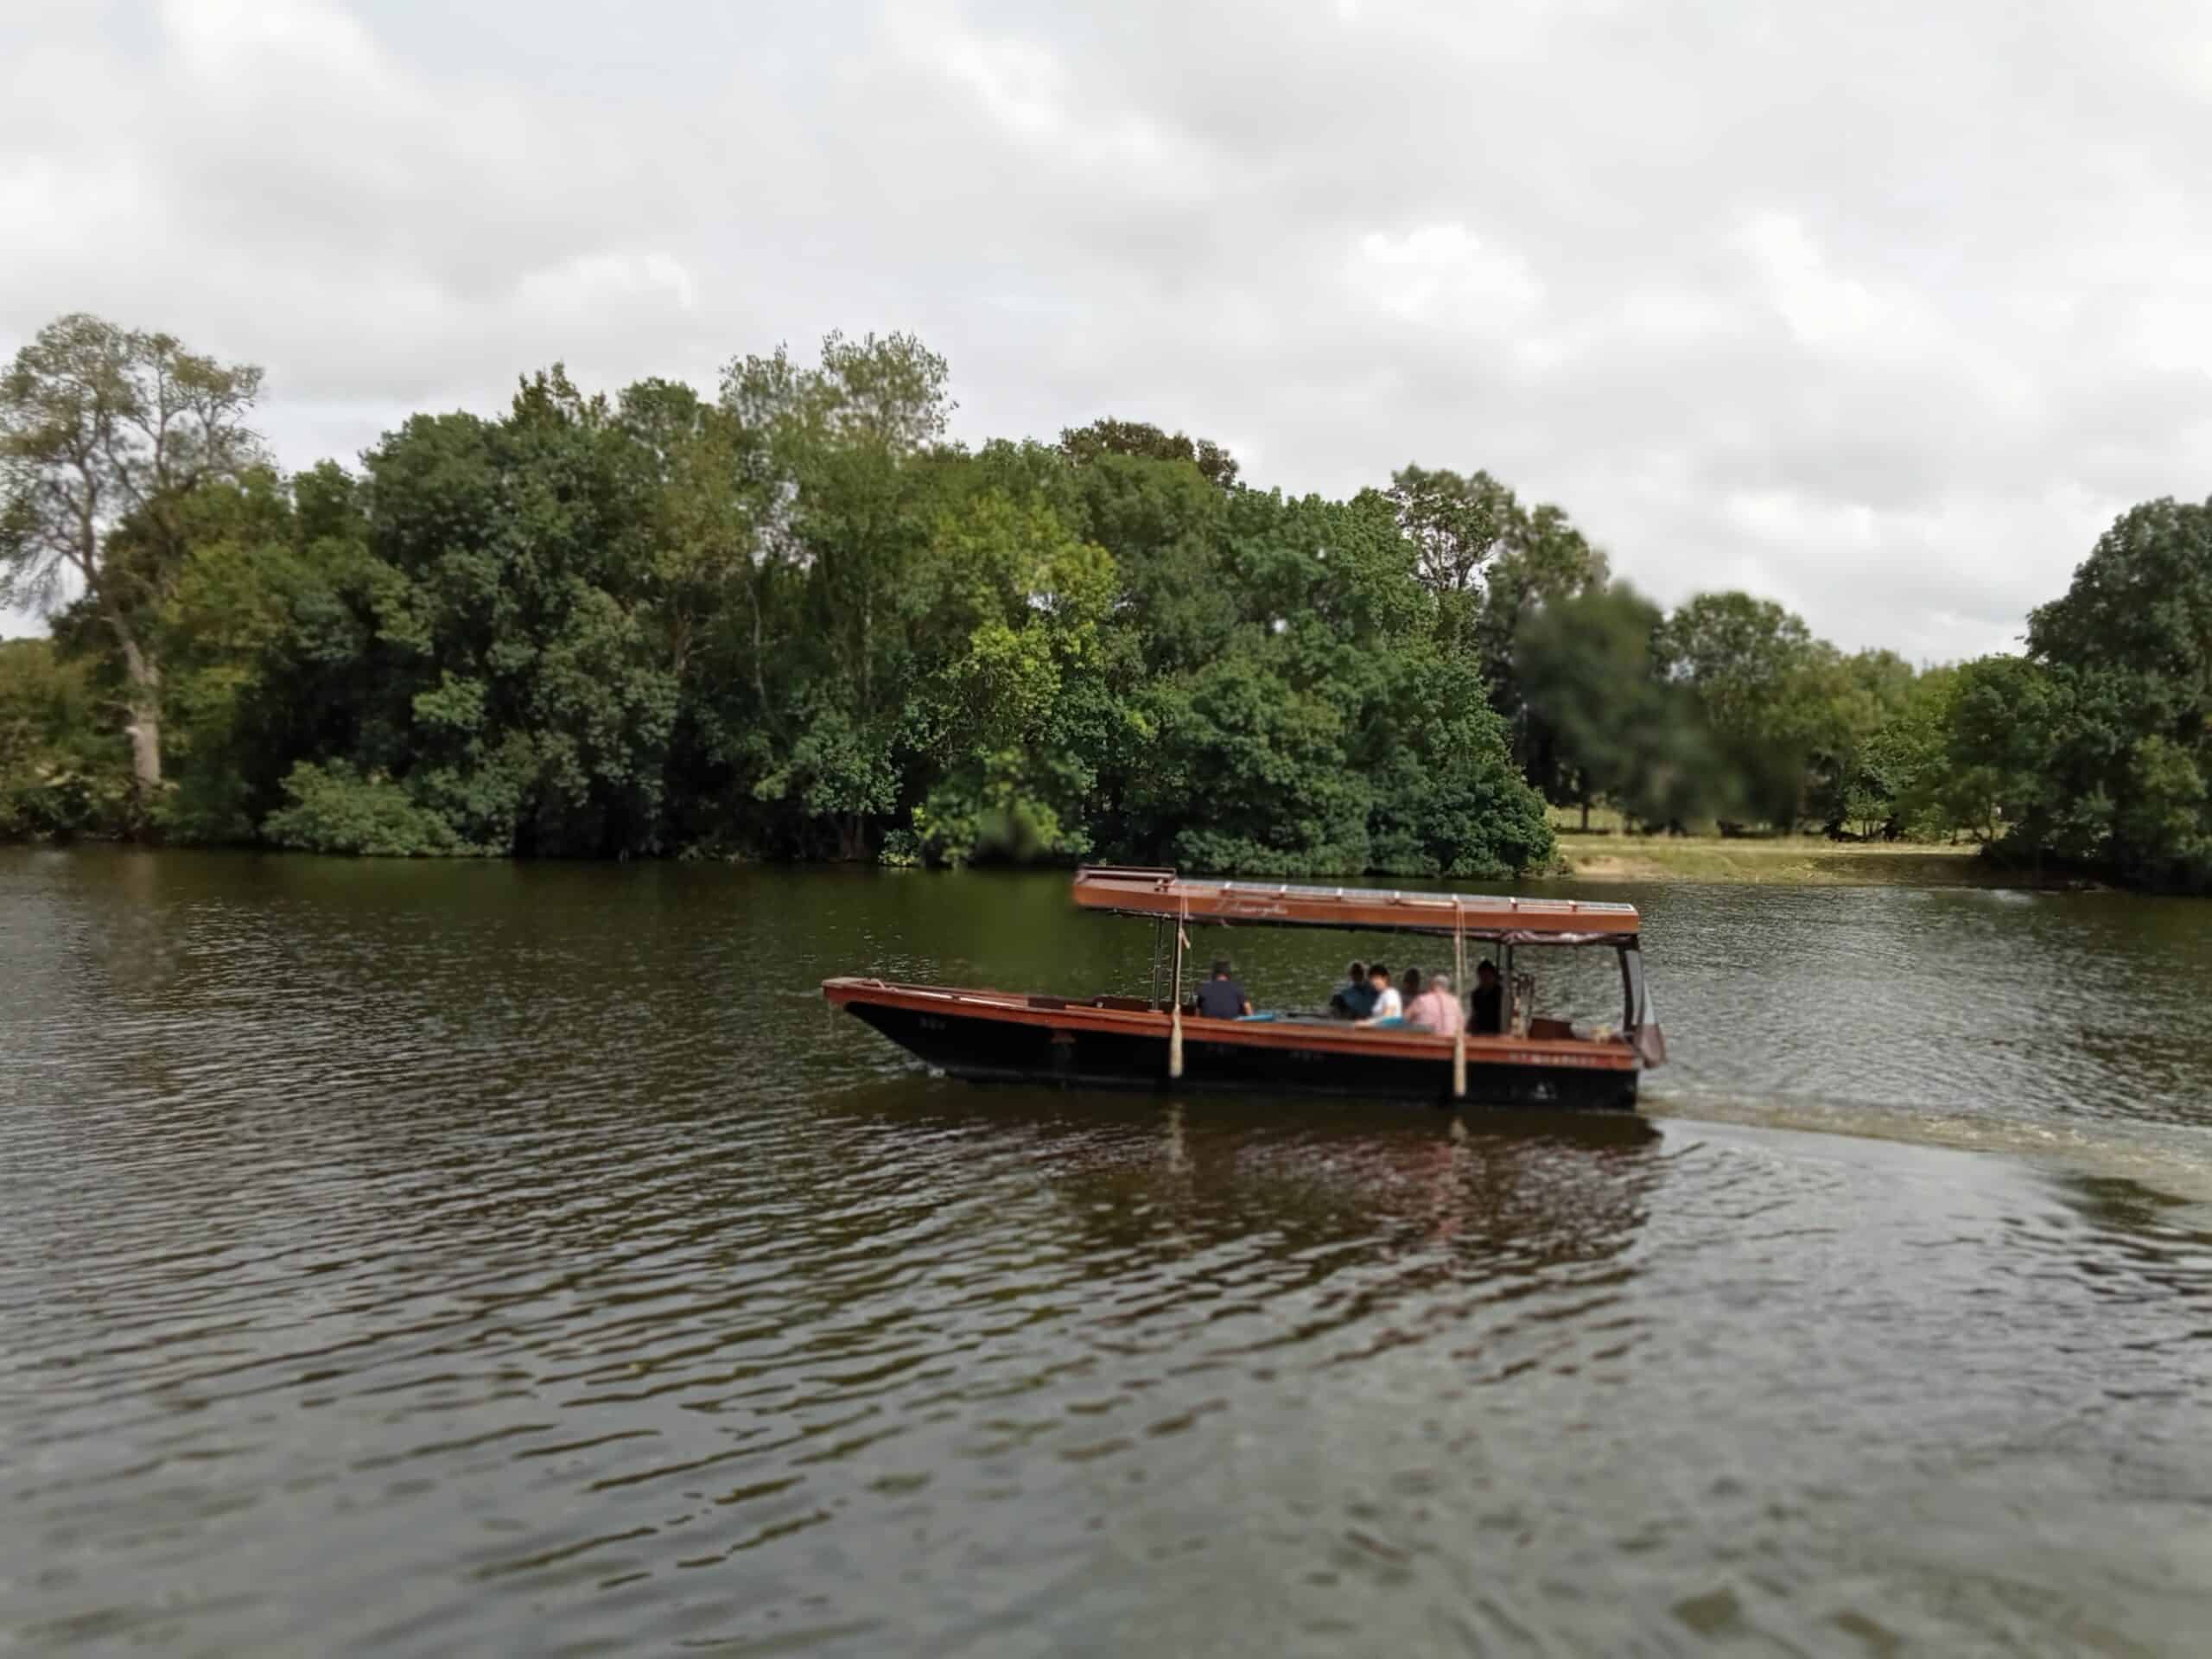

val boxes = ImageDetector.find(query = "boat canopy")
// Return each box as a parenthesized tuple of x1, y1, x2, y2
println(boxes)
(1071, 866, 1640, 944)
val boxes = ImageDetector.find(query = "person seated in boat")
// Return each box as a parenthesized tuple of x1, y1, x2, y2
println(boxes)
(1399, 967, 1422, 1009)
(1328, 960, 1377, 1020)
(1470, 960, 1504, 1034)
(1405, 970, 1465, 1035)
(1357, 962, 1404, 1025)
(1195, 958, 1253, 1019)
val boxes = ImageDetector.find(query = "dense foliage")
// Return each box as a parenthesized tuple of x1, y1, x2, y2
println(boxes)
(7, 313, 2210, 892)
(1956, 501, 2212, 891)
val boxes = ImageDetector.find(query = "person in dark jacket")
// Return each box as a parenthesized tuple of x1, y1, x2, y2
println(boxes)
(1328, 960, 1376, 1020)
(1471, 960, 1504, 1033)
(1195, 959, 1253, 1019)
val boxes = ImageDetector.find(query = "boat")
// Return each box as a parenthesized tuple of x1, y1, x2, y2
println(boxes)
(822, 866, 1667, 1109)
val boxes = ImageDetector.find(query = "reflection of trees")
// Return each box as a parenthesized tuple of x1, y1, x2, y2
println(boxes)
(817, 1084, 1658, 1365)
(2045, 1174, 2212, 1302)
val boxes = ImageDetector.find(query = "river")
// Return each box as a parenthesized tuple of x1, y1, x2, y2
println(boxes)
(3, 849, 2209, 1655)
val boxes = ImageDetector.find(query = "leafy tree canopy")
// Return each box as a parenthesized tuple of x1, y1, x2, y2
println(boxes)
(15, 311, 2209, 893)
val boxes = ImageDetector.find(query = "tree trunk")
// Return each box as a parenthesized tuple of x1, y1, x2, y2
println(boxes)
(1579, 797, 1591, 833)
(118, 631, 163, 800)
(859, 587, 874, 718)
(748, 577, 768, 711)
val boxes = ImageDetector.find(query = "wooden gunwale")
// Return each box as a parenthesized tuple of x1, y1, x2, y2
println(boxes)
(820, 976, 1639, 1073)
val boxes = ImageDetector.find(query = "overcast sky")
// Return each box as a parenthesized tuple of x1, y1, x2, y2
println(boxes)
(8, 0, 2212, 658)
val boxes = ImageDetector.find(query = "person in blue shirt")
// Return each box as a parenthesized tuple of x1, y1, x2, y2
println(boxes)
(1328, 960, 1378, 1020)
(1194, 959, 1253, 1019)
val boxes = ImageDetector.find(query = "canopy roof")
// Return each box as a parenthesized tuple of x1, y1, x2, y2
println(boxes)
(1071, 867, 1640, 944)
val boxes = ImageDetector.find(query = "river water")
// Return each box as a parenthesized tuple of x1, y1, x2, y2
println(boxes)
(3, 850, 2209, 1655)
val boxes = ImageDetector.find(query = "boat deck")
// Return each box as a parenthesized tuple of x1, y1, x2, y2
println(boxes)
(821, 976, 1639, 1074)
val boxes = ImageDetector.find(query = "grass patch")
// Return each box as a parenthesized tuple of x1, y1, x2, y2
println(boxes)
(1552, 833, 2026, 887)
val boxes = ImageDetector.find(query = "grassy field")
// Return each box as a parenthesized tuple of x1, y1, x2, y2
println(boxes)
(1545, 809, 2028, 886)
(1551, 834, 2014, 886)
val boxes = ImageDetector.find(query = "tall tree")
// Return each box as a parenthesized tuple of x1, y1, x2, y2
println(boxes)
(0, 315, 264, 805)
(2004, 498, 2212, 887)
(1058, 417, 1240, 489)
(1382, 467, 1605, 696)
(722, 332, 956, 858)
(1797, 647, 1918, 834)
(1386, 464, 1517, 603)
(1517, 584, 1731, 830)
(0, 636, 132, 838)
(1655, 591, 1827, 828)
(900, 492, 1123, 866)
(1468, 500, 1610, 772)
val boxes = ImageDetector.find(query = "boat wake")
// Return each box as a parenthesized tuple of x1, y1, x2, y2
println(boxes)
(1644, 1084, 2212, 1206)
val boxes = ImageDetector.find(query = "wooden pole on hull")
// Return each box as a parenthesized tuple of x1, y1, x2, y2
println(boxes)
(1452, 900, 1467, 1100)
(1167, 906, 1186, 1081)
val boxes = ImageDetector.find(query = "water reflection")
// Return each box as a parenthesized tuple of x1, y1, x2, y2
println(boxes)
(822, 1084, 1657, 1276)
(4, 852, 2212, 1655)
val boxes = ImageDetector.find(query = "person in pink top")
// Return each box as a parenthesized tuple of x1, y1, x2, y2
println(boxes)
(1404, 970, 1465, 1036)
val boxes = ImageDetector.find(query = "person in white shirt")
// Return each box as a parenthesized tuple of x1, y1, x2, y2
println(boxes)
(1358, 962, 1402, 1024)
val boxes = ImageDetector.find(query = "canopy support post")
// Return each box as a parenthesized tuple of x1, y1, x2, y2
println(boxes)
(1167, 908, 1186, 1081)
(1452, 901, 1467, 1100)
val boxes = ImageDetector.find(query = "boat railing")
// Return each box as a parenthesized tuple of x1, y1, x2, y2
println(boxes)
(1208, 879, 1638, 919)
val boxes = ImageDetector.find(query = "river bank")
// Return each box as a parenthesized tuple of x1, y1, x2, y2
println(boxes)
(0, 824, 2031, 888)
(1551, 832, 2038, 886)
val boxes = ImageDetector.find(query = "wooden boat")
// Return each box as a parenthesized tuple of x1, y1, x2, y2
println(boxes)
(822, 866, 1667, 1109)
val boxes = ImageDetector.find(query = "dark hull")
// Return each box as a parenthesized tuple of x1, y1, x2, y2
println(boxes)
(844, 999, 1638, 1110)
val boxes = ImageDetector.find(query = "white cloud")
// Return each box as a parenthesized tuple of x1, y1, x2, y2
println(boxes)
(1734, 214, 1891, 352)
(9, 0, 2212, 655)
(516, 252, 699, 323)
(1344, 225, 1545, 327)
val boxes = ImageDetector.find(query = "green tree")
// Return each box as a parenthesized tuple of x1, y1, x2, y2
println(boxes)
(1358, 644, 1554, 876)
(1943, 654, 2062, 843)
(0, 322, 1605, 880)
(1993, 498, 2212, 888)
(1386, 464, 1516, 601)
(1472, 502, 1611, 779)
(1517, 584, 1732, 830)
(722, 332, 956, 858)
(1, 314, 264, 808)
(250, 370, 682, 857)
(1382, 466, 1607, 760)
(144, 465, 315, 841)
(1802, 648, 1918, 835)
(1854, 664, 1960, 839)
(1656, 592, 1829, 829)
(0, 636, 132, 838)
(900, 492, 1124, 865)
(1065, 450, 1235, 677)
(1058, 417, 1239, 489)
(1128, 487, 1551, 876)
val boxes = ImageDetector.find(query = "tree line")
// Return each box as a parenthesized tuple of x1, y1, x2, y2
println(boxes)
(3, 313, 2208, 892)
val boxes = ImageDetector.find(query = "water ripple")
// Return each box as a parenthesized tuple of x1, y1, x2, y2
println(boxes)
(3, 854, 2211, 1654)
